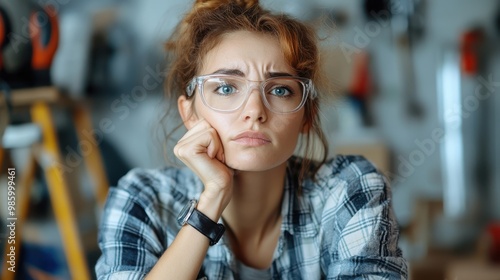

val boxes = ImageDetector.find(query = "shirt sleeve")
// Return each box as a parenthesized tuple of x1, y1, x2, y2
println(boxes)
(95, 171, 167, 280)
(321, 158, 409, 279)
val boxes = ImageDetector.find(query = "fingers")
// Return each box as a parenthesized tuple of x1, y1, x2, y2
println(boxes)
(174, 119, 225, 163)
(174, 119, 233, 215)
(178, 118, 211, 142)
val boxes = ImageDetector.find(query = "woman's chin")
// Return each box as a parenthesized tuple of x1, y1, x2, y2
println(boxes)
(225, 159, 263, 172)
(224, 154, 288, 172)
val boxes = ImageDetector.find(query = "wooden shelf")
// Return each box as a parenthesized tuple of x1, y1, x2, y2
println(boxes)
(0, 86, 72, 107)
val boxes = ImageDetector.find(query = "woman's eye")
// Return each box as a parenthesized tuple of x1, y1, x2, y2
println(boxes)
(216, 85, 236, 95)
(270, 87, 291, 97)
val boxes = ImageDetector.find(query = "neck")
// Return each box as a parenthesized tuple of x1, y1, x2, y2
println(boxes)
(222, 161, 287, 243)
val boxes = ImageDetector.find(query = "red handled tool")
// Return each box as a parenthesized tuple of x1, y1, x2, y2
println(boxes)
(29, 5, 59, 86)
(460, 29, 484, 76)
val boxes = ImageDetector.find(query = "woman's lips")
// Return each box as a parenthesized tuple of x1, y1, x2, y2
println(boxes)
(232, 131, 271, 146)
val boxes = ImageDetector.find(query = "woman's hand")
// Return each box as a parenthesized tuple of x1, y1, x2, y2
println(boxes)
(174, 119, 233, 217)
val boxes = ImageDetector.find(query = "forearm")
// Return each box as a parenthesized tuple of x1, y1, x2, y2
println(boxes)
(145, 225, 209, 280)
(145, 191, 228, 280)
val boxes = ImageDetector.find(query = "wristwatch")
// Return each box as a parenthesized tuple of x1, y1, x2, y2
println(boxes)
(177, 199, 225, 245)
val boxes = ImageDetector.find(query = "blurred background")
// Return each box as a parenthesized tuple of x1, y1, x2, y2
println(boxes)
(0, 0, 499, 279)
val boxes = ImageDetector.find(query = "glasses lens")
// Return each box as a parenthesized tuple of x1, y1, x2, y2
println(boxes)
(263, 78, 305, 113)
(202, 76, 247, 111)
(200, 75, 308, 113)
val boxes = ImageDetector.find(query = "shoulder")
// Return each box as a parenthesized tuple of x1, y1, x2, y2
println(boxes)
(298, 154, 390, 227)
(316, 154, 381, 184)
(300, 154, 386, 197)
(301, 156, 407, 277)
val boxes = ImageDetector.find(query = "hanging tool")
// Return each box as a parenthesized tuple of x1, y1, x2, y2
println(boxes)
(362, 0, 425, 119)
(388, 0, 426, 119)
(347, 52, 374, 126)
(460, 28, 484, 76)
(30, 5, 59, 86)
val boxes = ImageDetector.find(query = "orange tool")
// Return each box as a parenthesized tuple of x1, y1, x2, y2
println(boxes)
(30, 5, 59, 86)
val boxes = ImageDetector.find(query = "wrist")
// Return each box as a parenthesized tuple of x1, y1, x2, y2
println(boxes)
(197, 189, 231, 221)
(177, 199, 226, 246)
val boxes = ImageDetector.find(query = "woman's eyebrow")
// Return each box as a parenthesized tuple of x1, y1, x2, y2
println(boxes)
(210, 68, 245, 76)
(267, 72, 293, 78)
(210, 69, 295, 78)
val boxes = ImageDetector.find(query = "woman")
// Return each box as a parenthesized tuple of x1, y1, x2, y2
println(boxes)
(96, 0, 408, 279)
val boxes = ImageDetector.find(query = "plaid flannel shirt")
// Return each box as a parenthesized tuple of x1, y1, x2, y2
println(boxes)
(96, 155, 408, 279)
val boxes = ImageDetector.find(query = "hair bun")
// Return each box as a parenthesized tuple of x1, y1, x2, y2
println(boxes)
(193, 0, 259, 11)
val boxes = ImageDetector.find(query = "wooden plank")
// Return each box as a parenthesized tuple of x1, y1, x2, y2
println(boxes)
(73, 104, 109, 207)
(31, 102, 90, 280)
(0, 87, 61, 106)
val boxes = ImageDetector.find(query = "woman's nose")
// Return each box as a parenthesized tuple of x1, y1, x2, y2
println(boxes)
(240, 86, 267, 122)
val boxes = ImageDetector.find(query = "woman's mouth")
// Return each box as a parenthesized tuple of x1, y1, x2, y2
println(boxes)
(232, 131, 271, 146)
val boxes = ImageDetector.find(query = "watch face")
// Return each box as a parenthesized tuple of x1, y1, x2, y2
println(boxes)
(177, 199, 196, 226)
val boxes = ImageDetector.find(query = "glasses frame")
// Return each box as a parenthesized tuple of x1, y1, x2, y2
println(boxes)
(185, 74, 317, 114)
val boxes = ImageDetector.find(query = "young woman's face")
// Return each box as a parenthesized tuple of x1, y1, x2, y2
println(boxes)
(185, 30, 306, 171)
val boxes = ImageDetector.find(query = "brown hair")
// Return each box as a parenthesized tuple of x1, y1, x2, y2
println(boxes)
(162, 0, 328, 183)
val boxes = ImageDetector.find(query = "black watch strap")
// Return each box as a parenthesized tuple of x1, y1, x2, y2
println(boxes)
(187, 208, 225, 246)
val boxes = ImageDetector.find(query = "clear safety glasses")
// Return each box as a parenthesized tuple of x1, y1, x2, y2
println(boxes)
(186, 74, 316, 114)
